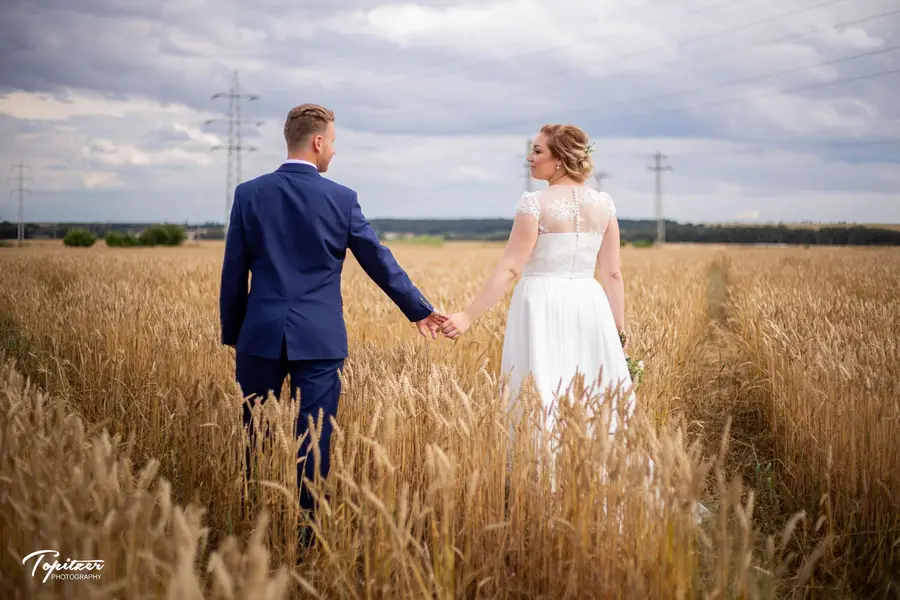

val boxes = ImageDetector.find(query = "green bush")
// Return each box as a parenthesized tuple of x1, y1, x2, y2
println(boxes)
(63, 229, 97, 247)
(105, 231, 140, 247)
(632, 238, 654, 248)
(138, 224, 186, 247)
(105, 225, 186, 248)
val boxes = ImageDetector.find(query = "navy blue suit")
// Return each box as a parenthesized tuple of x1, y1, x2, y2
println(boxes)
(219, 161, 434, 512)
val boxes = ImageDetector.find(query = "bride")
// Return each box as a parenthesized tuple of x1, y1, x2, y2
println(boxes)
(439, 123, 635, 438)
(439, 139, 714, 525)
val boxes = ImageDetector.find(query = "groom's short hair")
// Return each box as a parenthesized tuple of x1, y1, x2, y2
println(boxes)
(284, 104, 335, 150)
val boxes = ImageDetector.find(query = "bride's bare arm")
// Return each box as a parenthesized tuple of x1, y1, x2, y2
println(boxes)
(596, 217, 625, 333)
(441, 214, 539, 338)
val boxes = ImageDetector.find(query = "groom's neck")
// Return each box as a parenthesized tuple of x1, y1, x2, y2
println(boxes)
(287, 150, 317, 164)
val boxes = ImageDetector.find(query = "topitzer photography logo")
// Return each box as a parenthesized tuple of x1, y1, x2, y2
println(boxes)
(22, 549, 104, 583)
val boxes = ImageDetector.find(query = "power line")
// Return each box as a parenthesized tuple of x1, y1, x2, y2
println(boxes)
(338, 0, 769, 111)
(446, 0, 751, 85)
(8, 162, 32, 248)
(607, 136, 900, 160)
(399, 4, 900, 139)
(400, 0, 866, 115)
(455, 26, 900, 135)
(648, 152, 672, 246)
(453, 53, 900, 137)
(342, 4, 898, 158)
(610, 5, 900, 94)
(205, 70, 263, 231)
(359, 0, 671, 85)
(594, 63, 900, 128)
(576, 43, 900, 121)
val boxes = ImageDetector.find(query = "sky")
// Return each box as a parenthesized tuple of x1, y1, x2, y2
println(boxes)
(0, 0, 898, 225)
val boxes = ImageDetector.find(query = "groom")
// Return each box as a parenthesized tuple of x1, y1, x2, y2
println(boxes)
(219, 103, 446, 526)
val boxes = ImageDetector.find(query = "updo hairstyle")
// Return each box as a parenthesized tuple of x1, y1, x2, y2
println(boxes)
(540, 123, 593, 182)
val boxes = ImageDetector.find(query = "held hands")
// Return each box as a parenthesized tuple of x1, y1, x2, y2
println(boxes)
(439, 312, 472, 340)
(413, 309, 473, 341)
(415, 311, 449, 339)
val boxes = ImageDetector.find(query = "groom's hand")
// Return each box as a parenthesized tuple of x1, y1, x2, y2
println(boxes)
(415, 311, 448, 339)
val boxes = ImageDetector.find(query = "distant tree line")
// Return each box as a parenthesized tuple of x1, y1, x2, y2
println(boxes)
(55, 224, 186, 247)
(366, 219, 900, 246)
(370, 219, 519, 241)
(660, 223, 900, 245)
(3, 219, 899, 246)
(1, 221, 189, 246)
(0, 221, 201, 241)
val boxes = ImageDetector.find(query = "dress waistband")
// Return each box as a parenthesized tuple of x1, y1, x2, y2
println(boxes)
(520, 272, 596, 279)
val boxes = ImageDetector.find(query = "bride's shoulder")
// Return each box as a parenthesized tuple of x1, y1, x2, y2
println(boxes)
(514, 189, 541, 219)
(585, 187, 616, 217)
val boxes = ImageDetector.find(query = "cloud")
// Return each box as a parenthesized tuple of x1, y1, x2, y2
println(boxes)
(0, 90, 199, 121)
(153, 123, 210, 144)
(82, 171, 125, 189)
(0, 0, 897, 225)
(82, 141, 213, 168)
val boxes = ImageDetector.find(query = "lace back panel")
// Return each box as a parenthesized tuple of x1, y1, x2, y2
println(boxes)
(514, 186, 618, 278)
(515, 186, 616, 237)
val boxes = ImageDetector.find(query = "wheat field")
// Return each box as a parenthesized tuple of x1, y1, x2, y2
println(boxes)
(0, 241, 897, 599)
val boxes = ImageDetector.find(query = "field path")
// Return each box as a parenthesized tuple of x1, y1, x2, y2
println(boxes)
(682, 255, 781, 528)
(683, 254, 867, 599)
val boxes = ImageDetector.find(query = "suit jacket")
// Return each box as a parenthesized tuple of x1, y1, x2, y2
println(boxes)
(219, 162, 434, 361)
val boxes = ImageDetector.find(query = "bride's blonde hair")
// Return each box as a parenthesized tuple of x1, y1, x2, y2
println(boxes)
(540, 124, 594, 183)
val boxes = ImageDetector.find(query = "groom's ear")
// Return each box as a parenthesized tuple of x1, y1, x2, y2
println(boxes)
(283, 103, 335, 153)
(313, 130, 332, 152)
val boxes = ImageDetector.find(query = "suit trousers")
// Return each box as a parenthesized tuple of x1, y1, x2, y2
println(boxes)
(236, 336, 344, 513)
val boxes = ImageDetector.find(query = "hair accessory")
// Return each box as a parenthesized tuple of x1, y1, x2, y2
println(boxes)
(585, 142, 595, 156)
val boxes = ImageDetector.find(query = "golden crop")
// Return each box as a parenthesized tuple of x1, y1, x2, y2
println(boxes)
(0, 241, 896, 598)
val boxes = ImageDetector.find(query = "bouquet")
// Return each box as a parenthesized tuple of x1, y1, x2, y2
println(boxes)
(626, 356, 645, 389)
(619, 330, 646, 389)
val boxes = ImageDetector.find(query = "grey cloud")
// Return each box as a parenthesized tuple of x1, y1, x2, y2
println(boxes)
(4, 0, 896, 142)
(153, 124, 194, 143)
(1, 2, 242, 107)
(0, 115, 47, 136)
(0, 0, 482, 132)
(0, 0, 701, 138)
(87, 140, 117, 153)
(1, 0, 898, 224)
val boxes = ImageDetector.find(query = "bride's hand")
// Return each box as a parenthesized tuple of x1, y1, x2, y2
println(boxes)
(440, 312, 472, 340)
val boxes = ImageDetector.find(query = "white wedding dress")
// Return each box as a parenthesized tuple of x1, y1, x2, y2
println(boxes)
(498, 189, 715, 524)
(500, 184, 636, 439)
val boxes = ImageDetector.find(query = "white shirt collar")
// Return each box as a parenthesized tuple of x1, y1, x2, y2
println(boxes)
(283, 158, 318, 170)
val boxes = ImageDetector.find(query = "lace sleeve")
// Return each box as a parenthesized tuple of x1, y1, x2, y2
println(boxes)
(515, 191, 540, 221)
(604, 192, 617, 218)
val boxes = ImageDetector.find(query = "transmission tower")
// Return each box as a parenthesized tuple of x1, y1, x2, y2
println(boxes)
(8, 162, 32, 247)
(593, 171, 610, 191)
(206, 71, 262, 232)
(648, 151, 672, 246)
